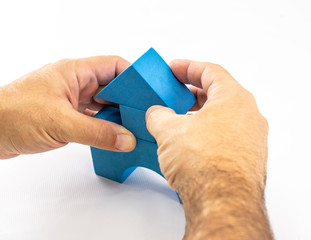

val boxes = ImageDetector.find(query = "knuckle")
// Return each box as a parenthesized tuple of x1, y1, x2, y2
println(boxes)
(52, 58, 75, 73)
(146, 110, 157, 131)
(212, 63, 224, 70)
(93, 125, 107, 146)
(238, 88, 256, 103)
(55, 58, 73, 67)
(107, 55, 124, 62)
(146, 109, 167, 138)
(261, 115, 269, 132)
(110, 55, 122, 60)
(205, 63, 225, 73)
(202, 63, 232, 83)
(93, 122, 115, 148)
(46, 109, 68, 143)
(244, 88, 255, 99)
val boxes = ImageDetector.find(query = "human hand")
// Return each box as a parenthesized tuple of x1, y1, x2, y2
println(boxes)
(146, 59, 268, 193)
(146, 60, 272, 239)
(0, 56, 136, 159)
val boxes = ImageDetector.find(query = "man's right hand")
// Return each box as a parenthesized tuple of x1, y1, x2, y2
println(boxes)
(146, 60, 273, 240)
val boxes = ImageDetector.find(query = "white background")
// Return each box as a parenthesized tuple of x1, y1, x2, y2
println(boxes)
(0, 0, 310, 239)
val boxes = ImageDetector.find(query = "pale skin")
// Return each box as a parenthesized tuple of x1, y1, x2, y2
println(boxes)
(0, 56, 274, 239)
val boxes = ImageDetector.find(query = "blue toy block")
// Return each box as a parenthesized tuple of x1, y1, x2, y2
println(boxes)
(94, 105, 122, 124)
(91, 139, 161, 183)
(90, 106, 161, 183)
(90, 48, 196, 201)
(120, 105, 155, 143)
(96, 48, 196, 114)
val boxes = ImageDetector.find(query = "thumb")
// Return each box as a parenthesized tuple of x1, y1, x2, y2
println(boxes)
(60, 110, 136, 152)
(146, 105, 177, 139)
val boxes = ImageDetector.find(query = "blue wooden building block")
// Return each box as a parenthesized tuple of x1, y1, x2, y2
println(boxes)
(96, 48, 196, 113)
(120, 105, 155, 143)
(90, 107, 161, 183)
(90, 48, 196, 199)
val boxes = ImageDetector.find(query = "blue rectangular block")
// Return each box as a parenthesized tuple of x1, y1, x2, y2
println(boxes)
(91, 138, 161, 183)
(90, 106, 162, 183)
(120, 105, 155, 143)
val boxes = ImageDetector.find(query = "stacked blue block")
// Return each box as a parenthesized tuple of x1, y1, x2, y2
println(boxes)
(120, 105, 155, 143)
(91, 107, 161, 183)
(90, 48, 196, 185)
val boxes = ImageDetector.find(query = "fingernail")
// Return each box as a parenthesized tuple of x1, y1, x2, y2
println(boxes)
(115, 134, 136, 152)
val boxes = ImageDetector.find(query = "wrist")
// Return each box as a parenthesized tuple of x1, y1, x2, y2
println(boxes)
(173, 157, 266, 204)
(171, 158, 271, 240)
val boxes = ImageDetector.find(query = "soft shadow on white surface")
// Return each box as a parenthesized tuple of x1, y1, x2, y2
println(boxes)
(0, 144, 185, 240)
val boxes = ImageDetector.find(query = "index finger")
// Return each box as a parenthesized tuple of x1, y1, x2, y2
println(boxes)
(170, 59, 239, 100)
(75, 55, 130, 86)
(70, 56, 130, 109)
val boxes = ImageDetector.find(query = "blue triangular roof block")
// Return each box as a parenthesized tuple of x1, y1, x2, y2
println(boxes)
(96, 48, 196, 114)
(96, 65, 166, 111)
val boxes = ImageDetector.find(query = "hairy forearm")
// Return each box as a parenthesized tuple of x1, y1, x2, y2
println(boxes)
(174, 162, 274, 240)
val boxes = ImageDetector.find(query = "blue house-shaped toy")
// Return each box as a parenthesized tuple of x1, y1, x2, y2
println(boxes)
(90, 48, 196, 185)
